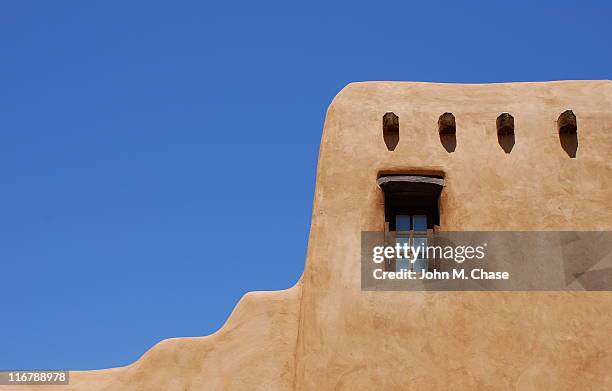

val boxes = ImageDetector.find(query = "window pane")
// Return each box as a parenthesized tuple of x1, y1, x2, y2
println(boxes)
(412, 236, 428, 273)
(412, 215, 427, 231)
(395, 235, 410, 272)
(396, 237, 410, 256)
(396, 258, 410, 272)
(412, 237, 427, 259)
(414, 258, 428, 273)
(396, 215, 411, 232)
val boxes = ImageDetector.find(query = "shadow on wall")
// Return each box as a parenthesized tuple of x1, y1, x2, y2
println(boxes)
(558, 110, 578, 158)
(497, 113, 515, 154)
(497, 133, 515, 153)
(382, 110, 578, 157)
(383, 112, 399, 151)
(438, 112, 456, 153)
(560, 133, 578, 158)
(439, 133, 456, 153)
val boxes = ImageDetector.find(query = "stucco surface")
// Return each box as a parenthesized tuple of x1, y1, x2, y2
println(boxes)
(4, 80, 611, 390)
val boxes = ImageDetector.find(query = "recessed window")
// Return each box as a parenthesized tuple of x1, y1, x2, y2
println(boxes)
(377, 175, 444, 273)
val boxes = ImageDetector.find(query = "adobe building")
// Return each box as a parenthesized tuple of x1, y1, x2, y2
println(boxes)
(5, 80, 611, 390)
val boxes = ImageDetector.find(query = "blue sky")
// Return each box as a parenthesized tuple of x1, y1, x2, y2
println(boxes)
(1, 1, 610, 370)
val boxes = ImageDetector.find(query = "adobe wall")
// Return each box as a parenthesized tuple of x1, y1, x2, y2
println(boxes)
(295, 80, 612, 390)
(4, 80, 610, 391)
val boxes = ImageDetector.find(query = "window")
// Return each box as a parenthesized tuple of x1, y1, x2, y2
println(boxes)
(395, 214, 429, 273)
(377, 175, 444, 273)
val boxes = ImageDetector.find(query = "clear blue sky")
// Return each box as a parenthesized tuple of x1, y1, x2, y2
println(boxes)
(1, 1, 610, 370)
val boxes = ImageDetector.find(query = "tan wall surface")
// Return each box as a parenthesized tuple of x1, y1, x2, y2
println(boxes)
(4, 80, 611, 390)
(296, 80, 612, 390)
